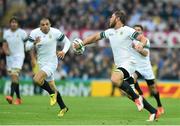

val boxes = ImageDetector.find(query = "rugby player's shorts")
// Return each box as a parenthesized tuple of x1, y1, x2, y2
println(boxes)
(39, 63, 57, 82)
(6, 55, 24, 75)
(136, 64, 155, 80)
(114, 61, 136, 80)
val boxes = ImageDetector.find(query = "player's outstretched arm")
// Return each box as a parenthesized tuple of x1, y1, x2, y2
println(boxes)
(73, 32, 101, 49)
(82, 32, 102, 46)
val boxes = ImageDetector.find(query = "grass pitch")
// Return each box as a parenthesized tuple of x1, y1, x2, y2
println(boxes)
(0, 95, 180, 125)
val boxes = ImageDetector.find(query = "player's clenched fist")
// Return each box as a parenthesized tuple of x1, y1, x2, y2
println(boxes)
(134, 42, 144, 52)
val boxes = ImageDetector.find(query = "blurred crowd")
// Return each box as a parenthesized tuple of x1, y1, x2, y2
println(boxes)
(1, 40, 180, 80)
(6, 0, 180, 31)
(0, 0, 180, 80)
(150, 48, 180, 80)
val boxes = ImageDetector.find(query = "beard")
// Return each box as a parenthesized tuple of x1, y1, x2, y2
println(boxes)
(108, 21, 116, 28)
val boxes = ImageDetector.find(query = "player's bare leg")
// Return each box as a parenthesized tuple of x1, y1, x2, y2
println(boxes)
(49, 81, 68, 117)
(111, 69, 144, 111)
(33, 70, 56, 105)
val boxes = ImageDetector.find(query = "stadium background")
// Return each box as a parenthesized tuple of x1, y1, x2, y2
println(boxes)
(0, 0, 180, 125)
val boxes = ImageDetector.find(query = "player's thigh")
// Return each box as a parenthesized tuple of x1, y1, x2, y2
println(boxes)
(112, 61, 135, 86)
(35, 63, 56, 84)
(40, 63, 57, 79)
(132, 71, 142, 82)
(33, 70, 47, 85)
(111, 68, 124, 86)
(111, 62, 134, 84)
(122, 61, 136, 78)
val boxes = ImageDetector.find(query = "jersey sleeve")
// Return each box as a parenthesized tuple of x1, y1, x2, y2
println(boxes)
(145, 39, 150, 49)
(126, 26, 140, 40)
(26, 30, 36, 51)
(21, 30, 28, 42)
(2, 31, 7, 42)
(100, 29, 111, 39)
(56, 30, 65, 42)
(55, 29, 71, 53)
(28, 30, 36, 43)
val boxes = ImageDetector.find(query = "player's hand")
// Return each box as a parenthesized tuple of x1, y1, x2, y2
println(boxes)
(134, 43, 143, 52)
(57, 51, 65, 59)
(5, 50, 10, 56)
(34, 36, 41, 45)
(73, 42, 81, 49)
(72, 38, 85, 54)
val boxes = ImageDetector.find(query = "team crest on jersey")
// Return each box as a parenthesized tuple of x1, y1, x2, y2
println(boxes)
(119, 31, 123, 35)
(49, 34, 52, 39)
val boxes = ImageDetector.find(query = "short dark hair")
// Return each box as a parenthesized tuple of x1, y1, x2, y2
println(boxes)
(40, 17, 50, 21)
(114, 10, 127, 25)
(9, 16, 19, 24)
(39, 17, 51, 24)
(134, 24, 144, 31)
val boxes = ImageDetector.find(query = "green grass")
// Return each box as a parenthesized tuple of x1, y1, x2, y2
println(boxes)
(0, 95, 180, 125)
